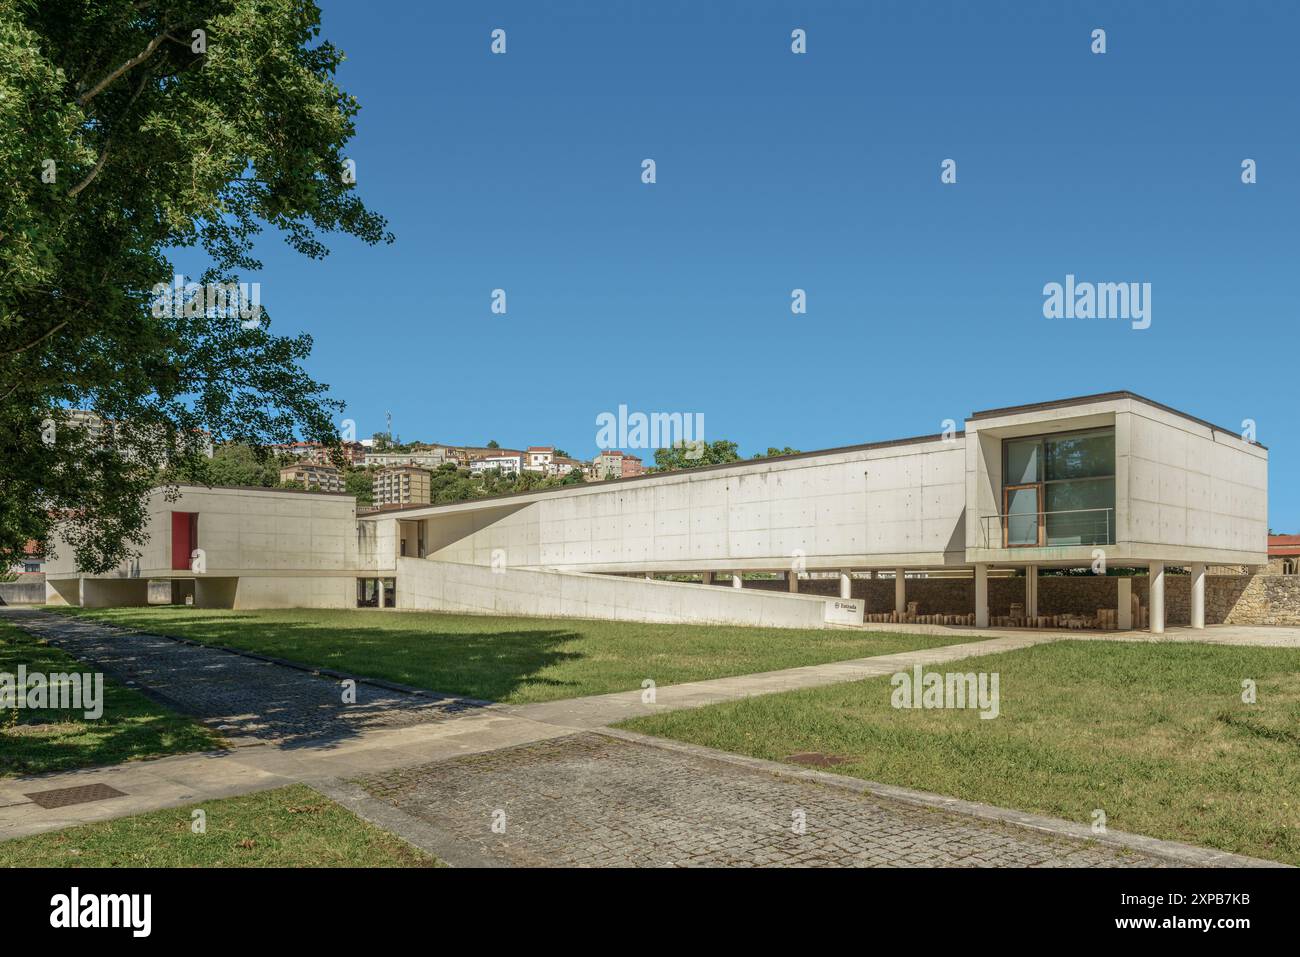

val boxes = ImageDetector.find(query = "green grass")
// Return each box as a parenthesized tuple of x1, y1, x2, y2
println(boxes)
(0, 620, 219, 777)
(52, 606, 982, 704)
(621, 640, 1300, 866)
(0, 784, 437, 867)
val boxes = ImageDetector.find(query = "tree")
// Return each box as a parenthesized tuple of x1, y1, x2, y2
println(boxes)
(176, 442, 279, 487)
(653, 439, 741, 472)
(343, 466, 373, 505)
(753, 446, 801, 459)
(1, 2, 392, 572)
(486, 440, 500, 449)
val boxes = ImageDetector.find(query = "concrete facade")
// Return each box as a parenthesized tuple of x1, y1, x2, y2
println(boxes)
(44, 485, 362, 611)
(41, 392, 1271, 632)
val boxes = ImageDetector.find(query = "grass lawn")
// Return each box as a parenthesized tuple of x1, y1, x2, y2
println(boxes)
(0, 784, 437, 867)
(0, 620, 219, 777)
(621, 640, 1300, 866)
(53, 606, 981, 704)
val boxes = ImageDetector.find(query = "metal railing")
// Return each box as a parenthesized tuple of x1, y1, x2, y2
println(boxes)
(980, 507, 1114, 548)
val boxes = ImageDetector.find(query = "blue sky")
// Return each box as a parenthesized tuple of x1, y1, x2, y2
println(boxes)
(198, 1, 1298, 529)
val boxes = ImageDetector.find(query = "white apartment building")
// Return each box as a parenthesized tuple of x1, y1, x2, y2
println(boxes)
(469, 450, 525, 476)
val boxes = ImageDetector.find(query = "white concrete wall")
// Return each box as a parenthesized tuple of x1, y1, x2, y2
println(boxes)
(1124, 405, 1268, 559)
(395, 558, 855, 629)
(419, 440, 966, 573)
(45, 486, 360, 579)
(963, 395, 1268, 566)
(227, 575, 356, 609)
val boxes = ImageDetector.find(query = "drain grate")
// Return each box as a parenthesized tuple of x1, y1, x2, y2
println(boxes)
(785, 752, 850, 768)
(24, 783, 127, 809)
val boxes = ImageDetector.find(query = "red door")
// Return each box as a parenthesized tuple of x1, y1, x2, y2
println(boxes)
(171, 512, 198, 570)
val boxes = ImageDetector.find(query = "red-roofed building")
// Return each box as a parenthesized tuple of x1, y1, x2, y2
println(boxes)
(1269, 534, 1300, 574)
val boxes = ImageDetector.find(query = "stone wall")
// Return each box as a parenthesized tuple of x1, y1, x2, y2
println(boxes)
(747, 573, 1300, 626)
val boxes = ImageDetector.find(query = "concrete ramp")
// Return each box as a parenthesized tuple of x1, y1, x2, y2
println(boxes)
(396, 558, 862, 629)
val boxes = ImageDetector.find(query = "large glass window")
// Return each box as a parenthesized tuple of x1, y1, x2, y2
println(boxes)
(1001, 429, 1115, 546)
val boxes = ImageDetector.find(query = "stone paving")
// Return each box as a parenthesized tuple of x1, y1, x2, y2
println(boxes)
(353, 732, 1169, 868)
(11, 610, 480, 747)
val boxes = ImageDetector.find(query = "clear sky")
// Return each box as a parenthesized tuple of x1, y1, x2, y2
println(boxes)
(192, 1, 1298, 529)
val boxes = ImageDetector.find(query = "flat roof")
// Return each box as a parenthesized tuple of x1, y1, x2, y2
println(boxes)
(970, 390, 1265, 448)
(357, 391, 1263, 520)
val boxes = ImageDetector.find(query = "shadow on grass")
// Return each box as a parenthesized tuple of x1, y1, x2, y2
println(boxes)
(1, 619, 219, 777)
(121, 610, 590, 702)
(14, 608, 590, 750)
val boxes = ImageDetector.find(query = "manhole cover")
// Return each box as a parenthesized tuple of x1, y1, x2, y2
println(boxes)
(24, 783, 127, 809)
(785, 752, 849, 768)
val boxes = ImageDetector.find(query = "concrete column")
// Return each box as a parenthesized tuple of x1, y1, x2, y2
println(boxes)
(1025, 565, 1038, 618)
(1190, 562, 1206, 629)
(1149, 561, 1165, 634)
(731, 572, 743, 589)
(839, 569, 852, 599)
(895, 568, 906, 614)
(1117, 577, 1132, 630)
(787, 571, 799, 593)
(974, 564, 989, 628)
(377, 577, 387, 609)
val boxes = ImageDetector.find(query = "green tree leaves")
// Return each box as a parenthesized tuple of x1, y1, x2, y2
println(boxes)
(0, 1, 391, 572)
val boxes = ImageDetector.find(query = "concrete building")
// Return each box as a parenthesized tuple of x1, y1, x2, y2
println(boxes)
(469, 450, 525, 476)
(271, 440, 365, 466)
(42, 393, 1269, 633)
(372, 466, 433, 507)
(593, 449, 644, 479)
(525, 446, 554, 471)
(364, 448, 448, 469)
(278, 463, 344, 492)
(550, 455, 583, 478)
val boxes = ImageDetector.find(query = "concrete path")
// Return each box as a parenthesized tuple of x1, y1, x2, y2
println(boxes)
(9, 609, 482, 746)
(0, 609, 1291, 867)
(500, 630, 1061, 729)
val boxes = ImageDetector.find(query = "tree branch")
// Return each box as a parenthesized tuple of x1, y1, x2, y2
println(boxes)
(77, 28, 173, 106)
(69, 73, 150, 198)
(0, 320, 69, 358)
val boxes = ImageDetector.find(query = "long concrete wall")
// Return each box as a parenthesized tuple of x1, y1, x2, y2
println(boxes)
(395, 558, 859, 629)
(413, 439, 966, 574)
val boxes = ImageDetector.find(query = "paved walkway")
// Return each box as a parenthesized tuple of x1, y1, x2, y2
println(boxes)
(10, 610, 481, 747)
(350, 731, 1170, 868)
(0, 609, 1290, 867)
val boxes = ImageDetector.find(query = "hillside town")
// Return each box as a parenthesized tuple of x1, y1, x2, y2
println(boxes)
(270, 437, 644, 508)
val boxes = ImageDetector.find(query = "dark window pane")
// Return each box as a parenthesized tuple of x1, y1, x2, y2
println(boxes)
(1044, 430, 1114, 481)
(1045, 479, 1115, 544)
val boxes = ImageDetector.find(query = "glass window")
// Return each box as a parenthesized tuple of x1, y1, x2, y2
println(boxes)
(1005, 438, 1041, 484)
(1045, 478, 1115, 545)
(1001, 428, 1116, 546)
(1005, 486, 1040, 545)
(1044, 430, 1114, 481)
